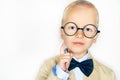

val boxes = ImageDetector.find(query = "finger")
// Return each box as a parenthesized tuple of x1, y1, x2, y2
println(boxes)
(60, 54, 71, 59)
(61, 53, 71, 56)
(66, 61, 70, 69)
(60, 53, 71, 57)
(67, 49, 73, 59)
(70, 53, 73, 59)
(60, 42, 66, 54)
(61, 58, 70, 64)
(60, 53, 72, 63)
(62, 58, 71, 69)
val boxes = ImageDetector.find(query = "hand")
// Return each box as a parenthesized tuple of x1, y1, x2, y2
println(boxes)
(58, 43, 73, 72)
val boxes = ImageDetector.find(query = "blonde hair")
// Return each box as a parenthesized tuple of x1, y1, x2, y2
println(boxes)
(62, 0, 99, 26)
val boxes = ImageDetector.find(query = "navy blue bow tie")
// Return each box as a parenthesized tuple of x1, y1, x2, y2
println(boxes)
(68, 58, 94, 77)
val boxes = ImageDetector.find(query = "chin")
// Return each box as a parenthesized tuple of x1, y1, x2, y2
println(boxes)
(69, 48, 81, 53)
(74, 51, 83, 54)
(69, 47, 87, 54)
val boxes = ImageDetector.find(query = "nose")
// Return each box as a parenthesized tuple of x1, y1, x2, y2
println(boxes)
(75, 30, 84, 39)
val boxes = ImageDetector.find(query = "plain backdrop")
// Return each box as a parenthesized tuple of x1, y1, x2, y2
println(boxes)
(0, 0, 120, 80)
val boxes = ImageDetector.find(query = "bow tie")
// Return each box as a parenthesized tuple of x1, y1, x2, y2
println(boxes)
(68, 58, 94, 77)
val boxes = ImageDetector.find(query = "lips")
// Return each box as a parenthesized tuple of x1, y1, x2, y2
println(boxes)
(73, 42, 84, 45)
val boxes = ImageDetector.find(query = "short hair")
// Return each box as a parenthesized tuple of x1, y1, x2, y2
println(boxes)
(62, 0, 99, 26)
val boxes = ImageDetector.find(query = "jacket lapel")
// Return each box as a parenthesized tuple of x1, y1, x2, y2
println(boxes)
(69, 71, 76, 80)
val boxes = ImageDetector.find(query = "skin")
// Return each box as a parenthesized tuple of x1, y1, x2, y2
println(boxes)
(58, 5, 99, 71)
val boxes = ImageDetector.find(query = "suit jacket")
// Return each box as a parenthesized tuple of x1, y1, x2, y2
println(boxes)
(36, 54, 115, 80)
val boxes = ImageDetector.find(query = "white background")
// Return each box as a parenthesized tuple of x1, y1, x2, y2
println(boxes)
(0, 0, 120, 80)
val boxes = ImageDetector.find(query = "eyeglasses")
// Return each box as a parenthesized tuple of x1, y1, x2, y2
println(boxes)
(61, 22, 100, 38)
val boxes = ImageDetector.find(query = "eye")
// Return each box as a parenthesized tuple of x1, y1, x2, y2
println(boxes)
(85, 28, 92, 32)
(69, 26, 75, 30)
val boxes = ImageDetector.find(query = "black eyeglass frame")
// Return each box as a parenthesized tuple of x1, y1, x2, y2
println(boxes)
(61, 22, 100, 38)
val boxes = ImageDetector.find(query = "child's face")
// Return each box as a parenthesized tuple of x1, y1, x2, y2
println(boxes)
(61, 6, 98, 54)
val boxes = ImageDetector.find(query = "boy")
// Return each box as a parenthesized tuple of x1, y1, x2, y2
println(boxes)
(36, 0, 115, 80)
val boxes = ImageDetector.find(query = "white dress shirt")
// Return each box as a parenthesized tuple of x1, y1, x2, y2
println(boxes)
(53, 53, 89, 80)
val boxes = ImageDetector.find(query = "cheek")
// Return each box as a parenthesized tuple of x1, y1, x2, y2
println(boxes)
(85, 39, 94, 48)
(63, 36, 73, 46)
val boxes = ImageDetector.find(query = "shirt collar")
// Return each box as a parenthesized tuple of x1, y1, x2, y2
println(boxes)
(73, 52, 89, 63)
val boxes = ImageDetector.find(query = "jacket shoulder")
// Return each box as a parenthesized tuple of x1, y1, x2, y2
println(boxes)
(93, 59, 116, 80)
(44, 55, 59, 67)
(95, 59, 113, 73)
(36, 55, 59, 80)
(40, 55, 59, 72)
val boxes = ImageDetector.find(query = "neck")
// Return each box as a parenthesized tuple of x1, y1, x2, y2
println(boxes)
(72, 51, 88, 59)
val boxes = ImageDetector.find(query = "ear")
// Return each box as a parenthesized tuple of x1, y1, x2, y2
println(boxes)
(93, 33, 99, 43)
(60, 29, 64, 40)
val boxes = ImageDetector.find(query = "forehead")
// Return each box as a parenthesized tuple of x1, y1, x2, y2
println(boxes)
(63, 6, 98, 26)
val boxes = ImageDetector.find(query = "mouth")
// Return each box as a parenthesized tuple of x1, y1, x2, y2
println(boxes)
(72, 42, 85, 46)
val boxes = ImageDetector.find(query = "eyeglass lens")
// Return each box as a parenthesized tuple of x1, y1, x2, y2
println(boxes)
(63, 22, 98, 38)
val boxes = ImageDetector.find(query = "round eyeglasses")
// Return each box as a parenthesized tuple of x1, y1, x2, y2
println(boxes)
(61, 22, 100, 38)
